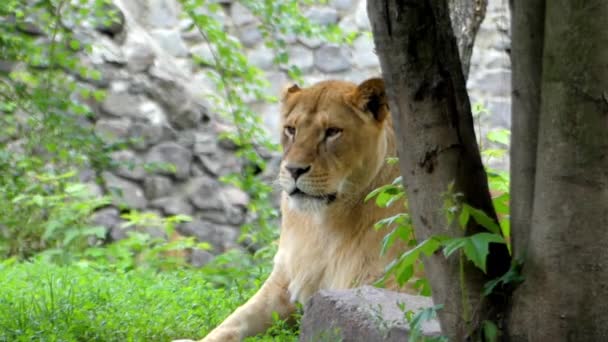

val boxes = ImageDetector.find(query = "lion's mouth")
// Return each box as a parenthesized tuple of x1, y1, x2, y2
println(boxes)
(289, 188, 337, 203)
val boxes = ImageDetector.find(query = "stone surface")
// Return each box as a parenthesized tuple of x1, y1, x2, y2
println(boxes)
(129, 120, 165, 150)
(314, 45, 352, 73)
(352, 34, 378, 69)
(305, 7, 339, 25)
(146, 142, 193, 180)
(151, 29, 189, 57)
(300, 286, 441, 342)
(145, 0, 180, 28)
(123, 42, 156, 73)
(110, 150, 146, 180)
(101, 88, 144, 118)
(186, 177, 223, 210)
(90, 207, 122, 232)
(248, 45, 275, 70)
(95, 2, 125, 36)
(103, 172, 147, 210)
(190, 43, 214, 66)
(144, 175, 174, 199)
(237, 23, 263, 48)
(178, 219, 240, 251)
(230, 3, 256, 26)
(283, 45, 315, 73)
(190, 248, 215, 267)
(94, 118, 132, 143)
(150, 196, 194, 216)
(330, 0, 357, 12)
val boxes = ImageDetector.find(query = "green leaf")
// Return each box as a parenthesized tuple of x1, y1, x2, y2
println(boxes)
(466, 205, 501, 234)
(458, 205, 470, 229)
(482, 320, 500, 342)
(486, 129, 511, 146)
(442, 237, 467, 258)
(462, 233, 505, 273)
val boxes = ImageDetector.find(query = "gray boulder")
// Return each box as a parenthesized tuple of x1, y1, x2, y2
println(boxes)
(300, 286, 441, 342)
(146, 142, 193, 180)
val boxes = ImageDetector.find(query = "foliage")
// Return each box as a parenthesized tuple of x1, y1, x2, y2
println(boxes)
(368, 102, 513, 295)
(0, 0, 122, 261)
(0, 260, 298, 341)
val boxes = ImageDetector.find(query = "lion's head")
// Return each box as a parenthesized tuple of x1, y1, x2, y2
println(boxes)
(277, 78, 393, 212)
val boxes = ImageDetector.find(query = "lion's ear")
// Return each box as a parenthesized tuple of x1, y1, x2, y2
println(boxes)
(280, 83, 301, 102)
(351, 78, 388, 122)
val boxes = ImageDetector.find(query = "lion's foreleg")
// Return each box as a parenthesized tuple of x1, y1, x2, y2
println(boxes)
(198, 268, 295, 342)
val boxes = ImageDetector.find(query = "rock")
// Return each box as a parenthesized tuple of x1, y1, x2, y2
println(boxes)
(146, 75, 210, 129)
(352, 34, 378, 69)
(248, 45, 275, 70)
(94, 118, 132, 144)
(486, 99, 512, 128)
(300, 286, 441, 342)
(0, 60, 14, 73)
(305, 7, 339, 25)
(190, 248, 215, 267)
(95, 2, 125, 36)
(129, 121, 165, 150)
(470, 70, 511, 96)
(197, 151, 240, 176)
(186, 177, 223, 210)
(237, 23, 263, 48)
(110, 150, 146, 180)
(124, 42, 156, 73)
(150, 197, 194, 216)
(192, 132, 218, 155)
(178, 219, 239, 251)
(355, 0, 371, 30)
(101, 88, 144, 118)
(339, 15, 358, 34)
(281, 45, 315, 73)
(144, 175, 174, 199)
(90, 207, 122, 232)
(330, 0, 357, 12)
(190, 43, 215, 66)
(140, 100, 170, 126)
(314, 45, 352, 73)
(298, 35, 323, 49)
(220, 187, 249, 208)
(146, 142, 193, 180)
(92, 36, 126, 65)
(151, 29, 189, 57)
(103, 172, 147, 210)
(146, 0, 180, 28)
(265, 71, 289, 98)
(170, 101, 206, 129)
(230, 3, 256, 26)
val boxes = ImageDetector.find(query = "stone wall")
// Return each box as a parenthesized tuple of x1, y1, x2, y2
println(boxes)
(76, 0, 511, 261)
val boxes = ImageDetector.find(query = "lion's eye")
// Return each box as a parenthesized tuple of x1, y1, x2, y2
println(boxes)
(325, 127, 342, 139)
(284, 126, 296, 137)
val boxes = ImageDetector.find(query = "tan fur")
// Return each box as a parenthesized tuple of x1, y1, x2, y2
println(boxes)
(176, 78, 416, 342)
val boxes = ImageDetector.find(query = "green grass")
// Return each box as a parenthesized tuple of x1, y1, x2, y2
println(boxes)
(0, 261, 298, 342)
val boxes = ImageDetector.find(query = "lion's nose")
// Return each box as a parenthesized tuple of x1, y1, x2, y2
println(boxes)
(285, 164, 311, 180)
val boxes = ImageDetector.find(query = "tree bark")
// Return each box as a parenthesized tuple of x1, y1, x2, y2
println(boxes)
(507, 1, 608, 340)
(368, 1, 509, 339)
(448, 0, 487, 80)
(508, 0, 545, 262)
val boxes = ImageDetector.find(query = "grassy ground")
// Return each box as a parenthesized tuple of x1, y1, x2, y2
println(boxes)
(0, 261, 298, 342)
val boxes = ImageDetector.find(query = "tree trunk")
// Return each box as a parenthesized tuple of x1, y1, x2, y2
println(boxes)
(368, 1, 509, 339)
(508, 0, 545, 261)
(448, 0, 487, 80)
(507, 1, 608, 340)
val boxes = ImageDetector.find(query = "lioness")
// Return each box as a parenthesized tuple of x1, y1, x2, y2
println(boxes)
(178, 78, 414, 342)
